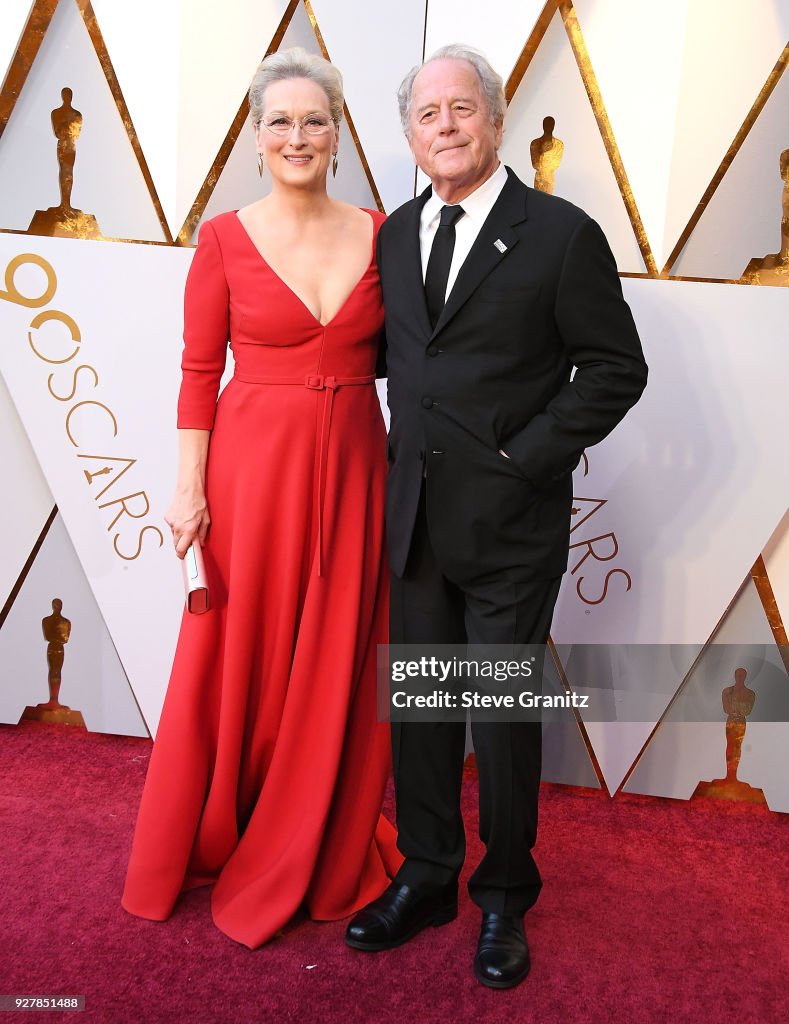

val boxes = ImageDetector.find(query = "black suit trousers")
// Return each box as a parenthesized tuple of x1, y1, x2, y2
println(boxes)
(390, 485, 562, 915)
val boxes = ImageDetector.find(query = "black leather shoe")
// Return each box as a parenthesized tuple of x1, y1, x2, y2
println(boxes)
(473, 912, 531, 988)
(345, 882, 457, 951)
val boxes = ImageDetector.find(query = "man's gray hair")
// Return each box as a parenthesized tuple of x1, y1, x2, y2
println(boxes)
(249, 46, 344, 125)
(397, 44, 506, 136)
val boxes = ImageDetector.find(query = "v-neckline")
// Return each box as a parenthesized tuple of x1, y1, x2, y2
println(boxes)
(232, 208, 376, 328)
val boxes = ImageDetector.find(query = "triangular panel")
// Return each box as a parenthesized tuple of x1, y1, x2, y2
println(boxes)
(0, 512, 148, 736)
(0, 373, 54, 613)
(670, 68, 789, 280)
(424, 0, 548, 86)
(763, 513, 789, 644)
(575, 1, 789, 272)
(0, 0, 166, 242)
(197, 0, 375, 238)
(0, 1, 36, 94)
(175, 0, 295, 237)
(500, 8, 646, 273)
(90, 0, 293, 238)
(624, 576, 789, 812)
(542, 647, 602, 789)
(309, 0, 428, 212)
(663, 0, 789, 271)
(553, 277, 789, 647)
(572, 0, 689, 272)
(555, 643, 700, 796)
(550, 276, 789, 788)
(0, 231, 193, 734)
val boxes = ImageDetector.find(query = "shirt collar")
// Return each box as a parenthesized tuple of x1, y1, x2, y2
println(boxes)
(422, 161, 508, 229)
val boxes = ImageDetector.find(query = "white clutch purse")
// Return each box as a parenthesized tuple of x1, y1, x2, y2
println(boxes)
(182, 540, 209, 614)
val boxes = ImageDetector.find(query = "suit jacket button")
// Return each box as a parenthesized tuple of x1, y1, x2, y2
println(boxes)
(426, 345, 438, 357)
(421, 396, 434, 409)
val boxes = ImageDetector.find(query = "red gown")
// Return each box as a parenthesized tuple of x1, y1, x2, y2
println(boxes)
(122, 209, 401, 948)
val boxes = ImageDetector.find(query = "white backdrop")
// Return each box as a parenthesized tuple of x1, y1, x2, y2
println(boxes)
(1, 0, 787, 806)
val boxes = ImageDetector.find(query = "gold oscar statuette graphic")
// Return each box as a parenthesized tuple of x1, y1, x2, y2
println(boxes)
(530, 116, 564, 195)
(19, 599, 86, 727)
(28, 87, 103, 240)
(692, 668, 766, 805)
(741, 148, 789, 286)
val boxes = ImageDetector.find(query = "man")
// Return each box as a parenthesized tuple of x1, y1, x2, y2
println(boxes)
(346, 45, 648, 988)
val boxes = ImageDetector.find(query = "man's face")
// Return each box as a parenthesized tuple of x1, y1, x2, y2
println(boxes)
(407, 58, 502, 202)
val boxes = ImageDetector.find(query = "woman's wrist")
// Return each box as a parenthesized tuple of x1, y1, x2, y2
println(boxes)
(175, 471, 206, 493)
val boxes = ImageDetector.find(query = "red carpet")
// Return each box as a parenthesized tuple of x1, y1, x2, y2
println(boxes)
(1, 721, 786, 1024)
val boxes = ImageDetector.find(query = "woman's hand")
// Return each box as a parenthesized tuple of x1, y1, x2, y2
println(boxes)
(167, 428, 212, 558)
(165, 485, 210, 558)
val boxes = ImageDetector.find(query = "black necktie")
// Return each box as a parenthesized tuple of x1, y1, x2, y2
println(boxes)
(424, 204, 464, 329)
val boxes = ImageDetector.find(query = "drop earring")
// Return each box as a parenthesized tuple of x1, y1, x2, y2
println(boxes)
(332, 153, 338, 178)
(257, 153, 264, 177)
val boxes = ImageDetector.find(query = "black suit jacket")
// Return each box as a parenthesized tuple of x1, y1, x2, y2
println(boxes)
(379, 167, 648, 580)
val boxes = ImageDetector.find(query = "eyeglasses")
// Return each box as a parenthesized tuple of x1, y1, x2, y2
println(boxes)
(259, 114, 335, 136)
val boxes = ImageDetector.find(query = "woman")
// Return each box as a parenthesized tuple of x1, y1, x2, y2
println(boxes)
(122, 47, 400, 948)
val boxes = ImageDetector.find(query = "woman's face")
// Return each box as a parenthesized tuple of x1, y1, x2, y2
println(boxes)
(255, 77, 338, 190)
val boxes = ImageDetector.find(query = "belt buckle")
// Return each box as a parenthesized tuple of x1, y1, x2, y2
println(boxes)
(305, 374, 325, 390)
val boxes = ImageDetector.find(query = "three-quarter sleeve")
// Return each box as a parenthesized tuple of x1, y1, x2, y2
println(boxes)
(176, 220, 230, 430)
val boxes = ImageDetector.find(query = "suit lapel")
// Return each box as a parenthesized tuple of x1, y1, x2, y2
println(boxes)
(391, 184, 433, 339)
(432, 169, 529, 338)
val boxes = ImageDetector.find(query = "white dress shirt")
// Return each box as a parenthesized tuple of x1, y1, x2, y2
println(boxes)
(418, 161, 508, 300)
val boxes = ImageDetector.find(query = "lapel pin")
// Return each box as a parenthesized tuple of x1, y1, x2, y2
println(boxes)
(493, 239, 507, 253)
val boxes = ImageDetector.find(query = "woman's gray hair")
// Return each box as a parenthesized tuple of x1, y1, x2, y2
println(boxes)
(397, 44, 506, 136)
(249, 46, 344, 125)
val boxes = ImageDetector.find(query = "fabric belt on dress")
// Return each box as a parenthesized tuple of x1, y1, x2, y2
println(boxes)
(233, 372, 377, 577)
